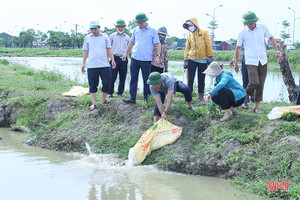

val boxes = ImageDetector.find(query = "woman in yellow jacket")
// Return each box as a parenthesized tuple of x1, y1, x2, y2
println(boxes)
(183, 17, 213, 101)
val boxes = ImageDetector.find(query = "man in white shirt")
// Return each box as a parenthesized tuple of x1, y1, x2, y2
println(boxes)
(234, 11, 281, 113)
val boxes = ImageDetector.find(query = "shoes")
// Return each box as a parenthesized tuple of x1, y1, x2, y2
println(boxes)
(198, 93, 205, 102)
(253, 108, 261, 114)
(89, 104, 97, 111)
(188, 106, 195, 111)
(122, 99, 136, 104)
(108, 94, 113, 98)
(242, 103, 249, 109)
(117, 94, 124, 97)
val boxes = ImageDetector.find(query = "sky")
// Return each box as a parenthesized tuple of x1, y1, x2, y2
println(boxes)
(1, 0, 299, 44)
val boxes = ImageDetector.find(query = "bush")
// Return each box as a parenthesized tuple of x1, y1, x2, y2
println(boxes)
(0, 59, 9, 65)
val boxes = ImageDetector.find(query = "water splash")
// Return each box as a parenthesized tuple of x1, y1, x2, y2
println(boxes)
(85, 142, 93, 155)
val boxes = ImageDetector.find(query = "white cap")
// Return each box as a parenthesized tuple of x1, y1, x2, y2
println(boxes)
(89, 20, 100, 28)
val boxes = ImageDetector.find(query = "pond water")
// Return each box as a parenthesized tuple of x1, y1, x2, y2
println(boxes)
(6, 57, 300, 102)
(0, 128, 261, 200)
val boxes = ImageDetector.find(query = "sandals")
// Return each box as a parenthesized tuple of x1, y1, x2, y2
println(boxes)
(102, 100, 109, 104)
(89, 104, 97, 111)
(220, 111, 232, 122)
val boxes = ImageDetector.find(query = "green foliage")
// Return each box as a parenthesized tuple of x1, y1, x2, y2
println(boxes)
(34, 70, 64, 82)
(282, 112, 298, 121)
(0, 59, 9, 65)
(72, 95, 92, 107)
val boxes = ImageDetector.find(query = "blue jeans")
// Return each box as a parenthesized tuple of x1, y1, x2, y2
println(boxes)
(109, 56, 128, 95)
(154, 81, 192, 116)
(188, 60, 207, 94)
(129, 58, 151, 101)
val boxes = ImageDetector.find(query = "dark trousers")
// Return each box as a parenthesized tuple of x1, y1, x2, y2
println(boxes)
(211, 88, 245, 110)
(297, 86, 300, 105)
(188, 60, 207, 93)
(154, 81, 192, 116)
(129, 58, 151, 101)
(109, 56, 128, 95)
(241, 55, 254, 102)
(87, 67, 112, 93)
(151, 65, 164, 74)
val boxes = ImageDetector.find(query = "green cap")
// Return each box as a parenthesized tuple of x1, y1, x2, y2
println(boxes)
(115, 19, 126, 27)
(242, 11, 259, 24)
(135, 13, 149, 23)
(147, 72, 164, 85)
(158, 26, 168, 36)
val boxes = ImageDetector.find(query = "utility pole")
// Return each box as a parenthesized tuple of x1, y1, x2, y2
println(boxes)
(74, 24, 78, 48)
(288, 7, 295, 45)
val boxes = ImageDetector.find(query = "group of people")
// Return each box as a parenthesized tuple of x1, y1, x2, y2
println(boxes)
(82, 11, 283, 123)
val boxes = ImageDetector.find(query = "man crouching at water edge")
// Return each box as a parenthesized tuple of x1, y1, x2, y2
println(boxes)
(81, 20, 116, 111)
(147, 72, 194, 123)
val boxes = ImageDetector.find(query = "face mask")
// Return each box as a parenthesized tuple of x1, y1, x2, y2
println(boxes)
(208, 74, 217, 79)
(159, 35, 166, 43)
(117, 30, 124, 34)
(188, 26, 196, 32)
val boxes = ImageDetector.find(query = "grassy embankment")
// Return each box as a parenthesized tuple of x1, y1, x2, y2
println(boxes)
(0, 59, 299, 199)
(1, 47, 300, 65)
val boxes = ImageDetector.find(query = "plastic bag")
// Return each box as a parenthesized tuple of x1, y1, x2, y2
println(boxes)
(267, 105, 300, 120)
(62, 86, 90, 97)
(128, 119, 182, 165)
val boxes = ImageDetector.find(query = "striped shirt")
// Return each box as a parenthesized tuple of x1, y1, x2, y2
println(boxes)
(131, 25, 160, 61)
(82, 33, 111, 68)
(109, 32, 130, 57)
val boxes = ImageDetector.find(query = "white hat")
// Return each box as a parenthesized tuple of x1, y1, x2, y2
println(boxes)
(89, 21, 100, 28)
(203, 62, 223, 76)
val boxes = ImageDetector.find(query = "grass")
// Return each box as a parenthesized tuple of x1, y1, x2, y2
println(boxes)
(0, 61, 299, 199)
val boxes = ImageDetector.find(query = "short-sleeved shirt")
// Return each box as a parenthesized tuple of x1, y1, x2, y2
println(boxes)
(131, 25, 160, 61)
(237, 23, 272, 66)
(109, 32, 130, 57)
(82, 33, 111, 68)
(150, 73, 178, 96)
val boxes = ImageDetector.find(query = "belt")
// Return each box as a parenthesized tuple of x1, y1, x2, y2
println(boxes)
(114, 55, 124, 59)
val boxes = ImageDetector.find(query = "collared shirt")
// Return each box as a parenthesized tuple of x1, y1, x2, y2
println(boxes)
(237, 23, 272, 66)
(131, 24, 160, 61)
(151, 42, 168, 68)
(109, 32, 130, 57)
(82, 33, 111, 68)
(150, 73, 178, 96)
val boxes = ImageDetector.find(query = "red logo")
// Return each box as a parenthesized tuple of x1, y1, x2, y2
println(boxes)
(171, 127, 182, 134)
(267, 181, 291, 191)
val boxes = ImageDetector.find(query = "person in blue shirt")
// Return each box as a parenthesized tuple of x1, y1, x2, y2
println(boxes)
(204, 62, 247, 121)
(122, 13, 161, 104)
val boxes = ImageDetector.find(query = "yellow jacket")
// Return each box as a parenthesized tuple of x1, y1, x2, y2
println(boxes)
(184, 17, 213, 60)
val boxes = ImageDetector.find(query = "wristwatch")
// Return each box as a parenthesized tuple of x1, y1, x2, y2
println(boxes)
(164, 110, 167, 114)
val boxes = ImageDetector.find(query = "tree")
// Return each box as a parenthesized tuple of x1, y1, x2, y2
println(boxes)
(280, 20, 290, 43)
(166, 36, 178, 47)
(128, 20, 138, 31)
(208, 20, 218, 41)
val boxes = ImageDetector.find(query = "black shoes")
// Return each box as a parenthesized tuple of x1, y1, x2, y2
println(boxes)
(122, 99, 136, 104)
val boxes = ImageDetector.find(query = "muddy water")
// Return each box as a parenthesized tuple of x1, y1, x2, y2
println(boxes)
(0, 128, 261, 200)
(7, 56, 299, 102)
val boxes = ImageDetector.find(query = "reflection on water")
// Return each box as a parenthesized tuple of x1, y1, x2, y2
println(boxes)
(6, 57, 299, 102)
(0, 128, 261, 200)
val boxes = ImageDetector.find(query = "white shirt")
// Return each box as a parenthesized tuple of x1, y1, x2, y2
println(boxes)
(237, 23, 272, 66)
